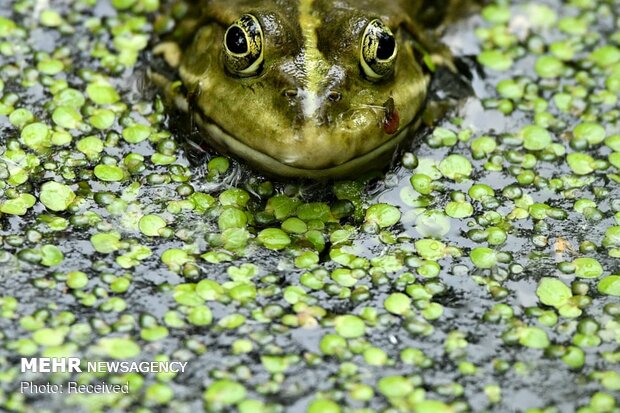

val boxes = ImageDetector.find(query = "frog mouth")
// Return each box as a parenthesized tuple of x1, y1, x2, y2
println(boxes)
(148, 70, 418, 179)
(191, 108, 417, 179)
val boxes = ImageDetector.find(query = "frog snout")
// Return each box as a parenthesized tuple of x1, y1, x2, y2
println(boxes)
(282, 87, 343, 125)
(281, 89, 340, 98)
(282, 89, 299, 98)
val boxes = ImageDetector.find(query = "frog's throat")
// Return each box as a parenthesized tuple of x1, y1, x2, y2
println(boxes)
(191, 110, 417, 179)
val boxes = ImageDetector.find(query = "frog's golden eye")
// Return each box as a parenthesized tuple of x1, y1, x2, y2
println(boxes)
(223, 14, 264, 77)
(360, 19, 397, 81)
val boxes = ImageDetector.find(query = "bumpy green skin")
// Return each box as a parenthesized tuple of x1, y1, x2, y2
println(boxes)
(175, 0, 443, 178)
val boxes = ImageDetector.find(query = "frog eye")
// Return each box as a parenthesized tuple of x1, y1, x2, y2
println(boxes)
(360, 19, 397, 81)
(223, 14, 264, 77)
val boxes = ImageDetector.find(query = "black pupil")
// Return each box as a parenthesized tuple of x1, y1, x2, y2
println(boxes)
(226, 26, 248, 54)
(376, 32, 395, 60)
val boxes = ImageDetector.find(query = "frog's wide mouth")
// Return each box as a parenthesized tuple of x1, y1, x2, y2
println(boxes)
(191, 110, 417, 179)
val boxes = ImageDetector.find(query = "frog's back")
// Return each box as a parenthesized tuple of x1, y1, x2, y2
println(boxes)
(184, 0, 473, 29)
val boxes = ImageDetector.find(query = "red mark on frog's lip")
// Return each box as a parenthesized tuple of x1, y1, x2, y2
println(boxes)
(383, 97, 399, 135)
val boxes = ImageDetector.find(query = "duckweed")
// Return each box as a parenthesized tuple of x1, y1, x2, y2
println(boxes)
(122, 124, 151, 143)
(1, 0, 618, 412)
(567, 153, 595, 175)
(470, 247, 497, 269)
(94, 164, 125, 181)
(77, 136, 104, 158)
(438, 154, 473, 180)
(203, 379, 246, 409)
(86, 82, 120, 105)
(257, 228, 291, 250)
(537, 278, 572, 308)
(521, 125, 552, 151)
(40, 245, 63, 266)
(377, 375, 413, 398)
(52, 106, 82, 129)
(573, 257, 603, 278)
(21, 122, 51, 151)
(96, 337, 140, 359)
(0, 194, 36, 215)
(319, 333, 346, 355)
(384, 292, 412, 315)
(597, 275, 620, 296)
(519, 326, 550, 349)
(307, 399, 341, 413)
(139, 214, 167, 236)
(32, 328, 66, 347)
(574, 122, 606, 145)
(365, 203, 401, 228)
(477, 50, 513, 71)
(90, 231, 121, 254)
(535, 55, 564, 78)
(89, 109, 116, 130)
(66, 271, 89, 289)
(334, 315, 366, 338)
(39, 181, 75, 211)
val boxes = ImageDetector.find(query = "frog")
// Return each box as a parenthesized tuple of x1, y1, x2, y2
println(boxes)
(152, 0, 478, 179)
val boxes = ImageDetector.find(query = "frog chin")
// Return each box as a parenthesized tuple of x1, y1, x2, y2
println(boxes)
(192, 109, 419, 179)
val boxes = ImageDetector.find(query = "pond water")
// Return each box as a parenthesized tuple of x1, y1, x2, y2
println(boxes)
(0, 0, 619, 412)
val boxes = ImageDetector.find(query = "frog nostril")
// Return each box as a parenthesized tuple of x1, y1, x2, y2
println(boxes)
(327, 91, 342, 102)
(283, 89, 298, 98)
